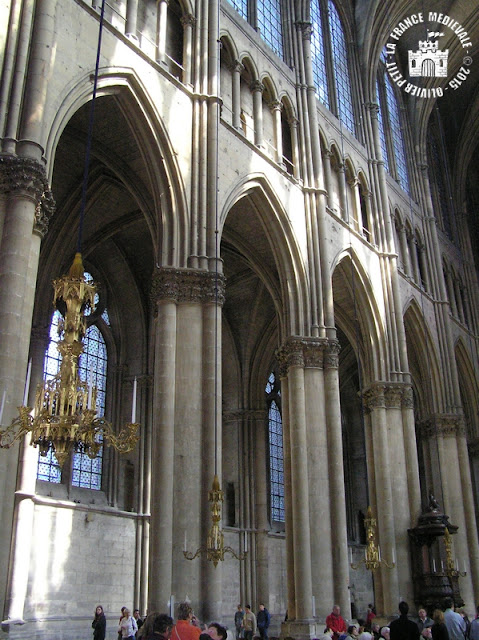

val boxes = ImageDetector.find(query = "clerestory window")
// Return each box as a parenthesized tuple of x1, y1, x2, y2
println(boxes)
(377, 51, 411, 194)
(266, 371, 284, 523)
(310, 0, 356, 134)
(226, 0, 285, 60)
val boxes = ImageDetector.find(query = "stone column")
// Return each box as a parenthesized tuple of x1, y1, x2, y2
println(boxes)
(251, 80, 265, 148)
(401, 386, 421, 524)
(348, 177, 360, 231)
(277, 339, 313, 628)
(125, 0, 139, 40)
(456, 430, 479, 598)
(398, 224, 411, 277)
(0, 155, 54, 614)
(181, 14, 195, 86)
(279, 368, 296, 622)
(337, 163, 348, 222)
(156, 0, 169, 65)
(322, 150, 333, 210)
(287, 343, 313, 620)
(231, 61, 244, 130)
(4, 326, 48, 623)
(270, 100, 284, 165)
(453, 278, 465, 324)
(304, 340, 334, 616)
(201, 269, 224, 622)
(289, 117, 300, 179)
(444, 267, 457, 316)
(409, 236, 421, 285)
(417, 241, 430, 291)
(201, 298, 223, 620)
(148, 270, 178, 611)
(149, 268, 226, 617)
(384, 384, 416, 602)
(363, 385, 399, 616)
(324, 340, 350, 614)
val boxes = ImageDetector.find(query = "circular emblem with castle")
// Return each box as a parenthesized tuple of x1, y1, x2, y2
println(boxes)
(385, 11, 473, 98)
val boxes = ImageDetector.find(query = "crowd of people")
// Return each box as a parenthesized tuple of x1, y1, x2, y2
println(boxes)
(91, 601, 230, 640)
(91, 598, 479, 640)
(318, 598, 479, 640)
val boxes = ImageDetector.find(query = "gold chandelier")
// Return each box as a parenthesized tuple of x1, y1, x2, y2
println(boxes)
(443, 528, 466, 578)
(0, 252, 139, 467)
(183, 474, 247, 567)
(350, 506, 395, 571)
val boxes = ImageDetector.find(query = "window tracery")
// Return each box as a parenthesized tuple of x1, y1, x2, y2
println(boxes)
(377, 54, 410, 194)
(266, 371, 284, 523)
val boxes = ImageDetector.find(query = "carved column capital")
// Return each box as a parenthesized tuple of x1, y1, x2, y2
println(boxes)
(295, 21, 313, 40)
(276, 337, 331, 373)
(323, 339, 340, 369)
(402, 385, 414, 409)
(232, 60, 244, 74)
(0, 154, 55, 235)
(417, 414, 466, 439)
(250, 80, 265, 94)
(269, 100, 283, 113)
(365, 102, 380, 119)
(276, 338, 304, 372)
(151, 267, 226, 313)
(384, 384, 404, 409)
(303, 340, 327, 368)
(363, 383, 386, 411)
(181, 13, 196, 28)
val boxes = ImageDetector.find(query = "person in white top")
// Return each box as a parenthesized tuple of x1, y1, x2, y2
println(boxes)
(119, 608, 138, 639)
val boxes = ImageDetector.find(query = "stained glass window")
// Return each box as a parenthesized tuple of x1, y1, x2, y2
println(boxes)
(72, 324, 107, 489)
(266, 372, 284, 522)
(428, 126, 453, 238)
(384, 75, 410, 193)
(328, 0, 355, 134)
(376, 80, 390, 172)
(311, 0, 329, 107)
(257, 0, 284, 59)
(226, 0, 248, 20)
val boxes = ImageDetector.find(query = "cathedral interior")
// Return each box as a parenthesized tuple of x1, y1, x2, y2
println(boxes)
(0, 0, 479, 638)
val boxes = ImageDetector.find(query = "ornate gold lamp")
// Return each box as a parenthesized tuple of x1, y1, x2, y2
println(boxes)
(183, 474, 247, 567)
(0, 0, 139, 466)
(0, 252, 139, 467)
(444, 528, 467, 578)
(350, 506, 395, 571)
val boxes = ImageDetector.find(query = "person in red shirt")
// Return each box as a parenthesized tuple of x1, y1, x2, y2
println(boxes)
(171, 603, 201, 640)
(326, 606, 347, 640)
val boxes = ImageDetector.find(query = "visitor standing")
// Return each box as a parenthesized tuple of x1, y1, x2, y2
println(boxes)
(257, 604, 271, 640)
(92, 605, 106, 640)
(119, 609, 139, 640)
(390, 602, 420, 640)
(235, 605, 244, 640)
(443, 598, 466, 640)
(242, 605, 256, 640)
(172, 603, 201, 640)
(431, 609, 450, 640)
